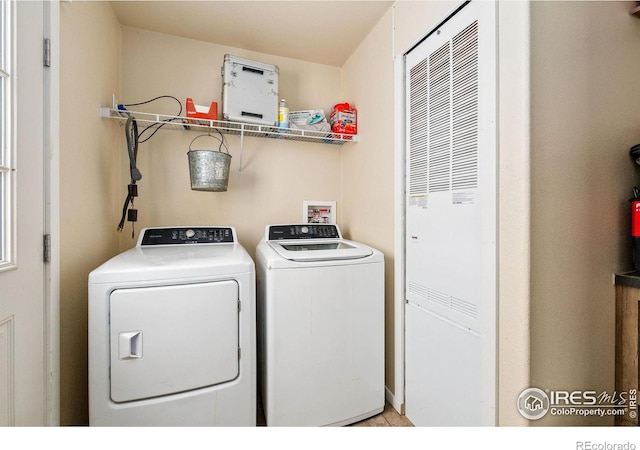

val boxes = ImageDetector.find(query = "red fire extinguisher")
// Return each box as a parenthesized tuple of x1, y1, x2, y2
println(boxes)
(633, 197, 640, 271)
(629, 144, 640, 271)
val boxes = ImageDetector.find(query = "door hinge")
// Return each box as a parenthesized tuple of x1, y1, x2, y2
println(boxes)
(43, 234, 51, 262)
(43, 38, 51, 68)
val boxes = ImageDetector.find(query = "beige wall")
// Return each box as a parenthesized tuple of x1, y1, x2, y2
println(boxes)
(529, 1, 640, 426)
(341, 7, 396, 398)
(496, 0, 532, 427)
(57, 0, 640, 427)
(59, 1, 121, 425)
(118, 28, 343, 256)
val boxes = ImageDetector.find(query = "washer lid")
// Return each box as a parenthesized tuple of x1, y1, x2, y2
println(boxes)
(264, 224, 373, 261)
(267, 239, 372, 261)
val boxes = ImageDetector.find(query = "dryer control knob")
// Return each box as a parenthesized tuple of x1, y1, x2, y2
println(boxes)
(185, 229, 196, 238)
(301, 226, 309, 234)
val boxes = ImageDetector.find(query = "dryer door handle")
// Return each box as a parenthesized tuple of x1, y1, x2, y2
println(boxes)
(118, 331, 143, 360)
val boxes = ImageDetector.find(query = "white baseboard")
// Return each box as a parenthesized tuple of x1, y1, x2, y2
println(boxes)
(385, 386, 404, 415)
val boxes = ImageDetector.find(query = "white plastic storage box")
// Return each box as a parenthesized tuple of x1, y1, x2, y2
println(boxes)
(221, 54, 279, 126)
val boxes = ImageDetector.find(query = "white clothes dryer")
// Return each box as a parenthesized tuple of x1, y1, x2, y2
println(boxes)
(256, 224, 384, 426)
(88, 226, 255, 426)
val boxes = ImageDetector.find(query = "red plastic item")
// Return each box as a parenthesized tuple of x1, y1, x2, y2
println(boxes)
(186, 98, 218, 122)
(632, 200, 640, 237)
(330, 102, 357, 135)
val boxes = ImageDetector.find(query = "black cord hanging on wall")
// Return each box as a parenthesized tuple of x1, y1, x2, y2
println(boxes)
(119, 95, 184, 142)
(117, 115, 141, 238)
(115, 95, 183, 238)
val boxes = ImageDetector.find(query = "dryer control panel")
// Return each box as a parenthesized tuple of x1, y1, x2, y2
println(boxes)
(268, 224, 341, 241)
(139, 227, 235, 246)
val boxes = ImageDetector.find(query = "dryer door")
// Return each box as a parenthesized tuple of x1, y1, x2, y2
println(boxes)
(109, 280, 239, 403)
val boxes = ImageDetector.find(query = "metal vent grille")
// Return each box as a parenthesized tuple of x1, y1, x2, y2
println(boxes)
(427, 42, 451, 193)
(452, 21, 479, 191)
(407, 282, 478, 320)
(407, 280, 428, 298)
(408, 20, 479, 196)
(408, 58, 430, 196)
(427, 288, 450, 309)
(451, 296, 478, 318)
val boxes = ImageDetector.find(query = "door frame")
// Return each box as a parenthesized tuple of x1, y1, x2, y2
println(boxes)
(393, 0, 498, 421)
(392, 0, 468, 416)
(43, 0, 60, 426)
(392, 51, 405, 415)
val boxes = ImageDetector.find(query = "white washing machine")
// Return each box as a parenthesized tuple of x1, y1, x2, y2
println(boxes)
(88, 226, 255, 426)
(256, 224, 384, 426)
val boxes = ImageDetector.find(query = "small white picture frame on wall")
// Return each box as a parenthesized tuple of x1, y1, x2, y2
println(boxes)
(303, 201, 336, 224)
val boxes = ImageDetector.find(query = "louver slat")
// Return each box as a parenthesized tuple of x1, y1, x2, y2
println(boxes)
(409, 21, 479, 196)
(428, 42, 451, 193)
(408, 57, 429, 196)
(452, 21, 479, 191)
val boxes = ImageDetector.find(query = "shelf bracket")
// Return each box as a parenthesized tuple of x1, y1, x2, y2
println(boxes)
(99, 106, 111, 118)
(238, 124, 245, 175)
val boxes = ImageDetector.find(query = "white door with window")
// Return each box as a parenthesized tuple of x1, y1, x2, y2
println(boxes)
(0, 0, 50, 426)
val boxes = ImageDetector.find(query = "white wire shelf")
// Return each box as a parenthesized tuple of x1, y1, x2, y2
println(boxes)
(99, 107, 358, 145)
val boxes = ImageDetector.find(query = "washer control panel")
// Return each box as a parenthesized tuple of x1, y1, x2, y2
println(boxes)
(268, 224, 341, 241)
(139, 227, 235, 246)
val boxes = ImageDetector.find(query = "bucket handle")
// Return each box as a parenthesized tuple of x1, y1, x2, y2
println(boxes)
(188, 133, 230, 155)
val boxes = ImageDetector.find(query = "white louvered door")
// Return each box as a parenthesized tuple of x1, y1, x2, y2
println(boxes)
(404, 1, 497, 426)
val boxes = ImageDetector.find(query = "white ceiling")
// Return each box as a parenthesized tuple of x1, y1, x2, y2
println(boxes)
(109, 1, 394, 67)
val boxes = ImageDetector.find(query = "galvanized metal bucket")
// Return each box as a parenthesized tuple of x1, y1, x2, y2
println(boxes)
(187, 134, 231, 192)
